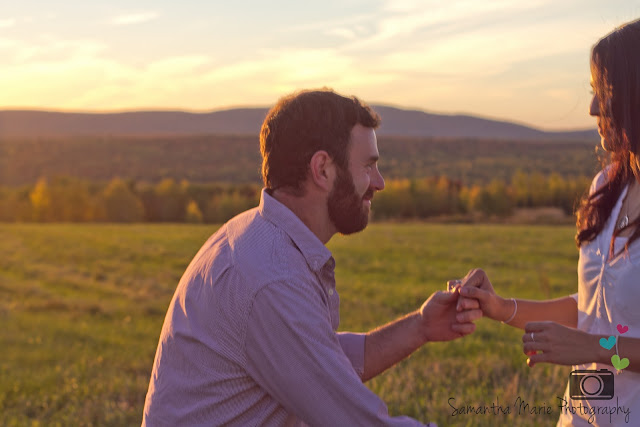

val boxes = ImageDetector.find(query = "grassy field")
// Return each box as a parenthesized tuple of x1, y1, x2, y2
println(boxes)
(0, 223, 580, 426)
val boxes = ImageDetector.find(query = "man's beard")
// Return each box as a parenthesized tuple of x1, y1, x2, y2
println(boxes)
(327, 166, 373, 235)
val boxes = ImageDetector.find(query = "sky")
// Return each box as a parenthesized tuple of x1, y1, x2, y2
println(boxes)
(1, 0, 639, 130)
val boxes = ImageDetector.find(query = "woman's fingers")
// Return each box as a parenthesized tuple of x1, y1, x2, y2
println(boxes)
(460, 268, 488, 289)
(459, 285, 490, 301)
(524, 321, 551, 333)
(456, 308, 482, 323)
(456, 296, 480, 312)
(527, 351, 551, 368)
(521, 321, 585, 367)
(522, 330, 549, 344)
(523, 342, 550, 354)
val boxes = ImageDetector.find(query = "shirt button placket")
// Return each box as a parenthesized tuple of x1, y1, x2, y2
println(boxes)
(596, 257, 607, 316)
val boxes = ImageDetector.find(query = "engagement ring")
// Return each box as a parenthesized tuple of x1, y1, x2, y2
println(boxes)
(447, 279, 462, 291)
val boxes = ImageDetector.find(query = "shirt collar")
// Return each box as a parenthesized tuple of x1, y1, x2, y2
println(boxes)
(258, 188, 333, 272)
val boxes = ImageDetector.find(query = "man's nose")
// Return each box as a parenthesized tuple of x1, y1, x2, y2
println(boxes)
(373, 167, 385, 191)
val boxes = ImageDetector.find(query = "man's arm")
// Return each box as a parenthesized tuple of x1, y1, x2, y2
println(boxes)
(362, 289, 481, 382)
(336, 332, 366, 378)
(245, 281, 434, 426)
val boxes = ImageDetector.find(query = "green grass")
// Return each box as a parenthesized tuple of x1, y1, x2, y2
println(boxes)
(0, 223, 580, 426)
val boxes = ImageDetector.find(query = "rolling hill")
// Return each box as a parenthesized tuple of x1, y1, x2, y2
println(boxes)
(0, 106, 597, 141)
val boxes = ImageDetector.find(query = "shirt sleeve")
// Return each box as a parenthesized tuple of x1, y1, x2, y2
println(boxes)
(244, 280, 432, 426)
(336, 332, 366, 379)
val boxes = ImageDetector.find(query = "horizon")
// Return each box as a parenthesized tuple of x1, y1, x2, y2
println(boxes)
(0, 104, 597, 133)
(1, 1, 638, 131)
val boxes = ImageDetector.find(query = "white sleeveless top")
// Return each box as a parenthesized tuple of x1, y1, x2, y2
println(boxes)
(557, 171, 640, 426)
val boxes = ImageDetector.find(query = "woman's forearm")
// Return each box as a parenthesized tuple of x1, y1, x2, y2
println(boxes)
(456, 271, 578, 330)
(500, 295, 578, 330)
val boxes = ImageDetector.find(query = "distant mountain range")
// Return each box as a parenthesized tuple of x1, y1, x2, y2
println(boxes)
(0, 106, 597, 141)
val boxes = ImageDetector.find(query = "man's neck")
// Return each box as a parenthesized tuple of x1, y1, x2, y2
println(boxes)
(271, 188, 335, 244)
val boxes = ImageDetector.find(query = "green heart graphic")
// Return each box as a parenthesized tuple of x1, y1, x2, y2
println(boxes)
(611, 355, 630, 371)
(600, 336, 616, 350)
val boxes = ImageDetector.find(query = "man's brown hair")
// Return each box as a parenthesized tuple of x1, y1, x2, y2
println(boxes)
(260, 89, 380, 194)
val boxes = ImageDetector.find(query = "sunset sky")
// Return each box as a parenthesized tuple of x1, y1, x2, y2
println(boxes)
(1, 1, 639, 130)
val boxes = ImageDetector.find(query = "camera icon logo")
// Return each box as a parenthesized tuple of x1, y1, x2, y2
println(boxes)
(569, 369, 614, 400)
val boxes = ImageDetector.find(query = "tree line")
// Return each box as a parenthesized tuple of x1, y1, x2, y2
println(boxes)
(0, 172, 591, 223)
(0, 135, 599, 187)
(373, 172, 590, 219)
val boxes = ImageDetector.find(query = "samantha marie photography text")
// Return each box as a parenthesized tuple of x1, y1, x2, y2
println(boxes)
(448, 396, 632, 424)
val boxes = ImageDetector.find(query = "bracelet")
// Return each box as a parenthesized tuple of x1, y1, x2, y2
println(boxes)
(502, 298, 517, 324)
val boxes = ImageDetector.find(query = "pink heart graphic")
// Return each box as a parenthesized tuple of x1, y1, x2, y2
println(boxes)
(617, 324, 629, 334)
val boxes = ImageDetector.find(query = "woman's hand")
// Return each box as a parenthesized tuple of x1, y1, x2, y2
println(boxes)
(451, 268, 514, 322)
(523, 321, 596, 367)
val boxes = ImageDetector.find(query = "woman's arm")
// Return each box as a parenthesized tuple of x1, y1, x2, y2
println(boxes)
(463, 291, 578, 329)
(457, 270, 638, 373)
(457, 269, 578, 329)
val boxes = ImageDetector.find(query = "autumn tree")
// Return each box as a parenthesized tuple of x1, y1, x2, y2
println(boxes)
(185, 200, 204, 223)
(29, 178, 52, 221)
(102, 178, 144, 222)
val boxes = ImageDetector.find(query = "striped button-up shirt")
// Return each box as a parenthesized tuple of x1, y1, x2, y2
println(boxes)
(143, 189, 432, 426)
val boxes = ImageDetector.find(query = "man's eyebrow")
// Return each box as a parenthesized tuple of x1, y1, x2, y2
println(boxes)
(368, 155, 379, 163)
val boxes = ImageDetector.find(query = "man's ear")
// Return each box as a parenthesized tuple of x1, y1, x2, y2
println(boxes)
(308, 150, 336, 192)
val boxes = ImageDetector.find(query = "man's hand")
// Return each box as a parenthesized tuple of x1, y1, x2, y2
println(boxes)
(362, 288, 481, 381)
(419, 289, 481, 342)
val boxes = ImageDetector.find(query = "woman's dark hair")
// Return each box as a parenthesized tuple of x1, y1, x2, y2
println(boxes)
(260, 89, 380, 195)
(576, 18, 640, 255)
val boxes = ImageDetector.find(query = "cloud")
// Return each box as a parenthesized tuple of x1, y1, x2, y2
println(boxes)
(325, 28, 357, 40)
(0, 18, 16, 28)
(146, 55, 213, 77)
(344, 0, 559, 51)
(111, 12, 159, 26)
(0, 0, 614, 129)
(0, 34, 399, 113)
(1, 35, 107, 64)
